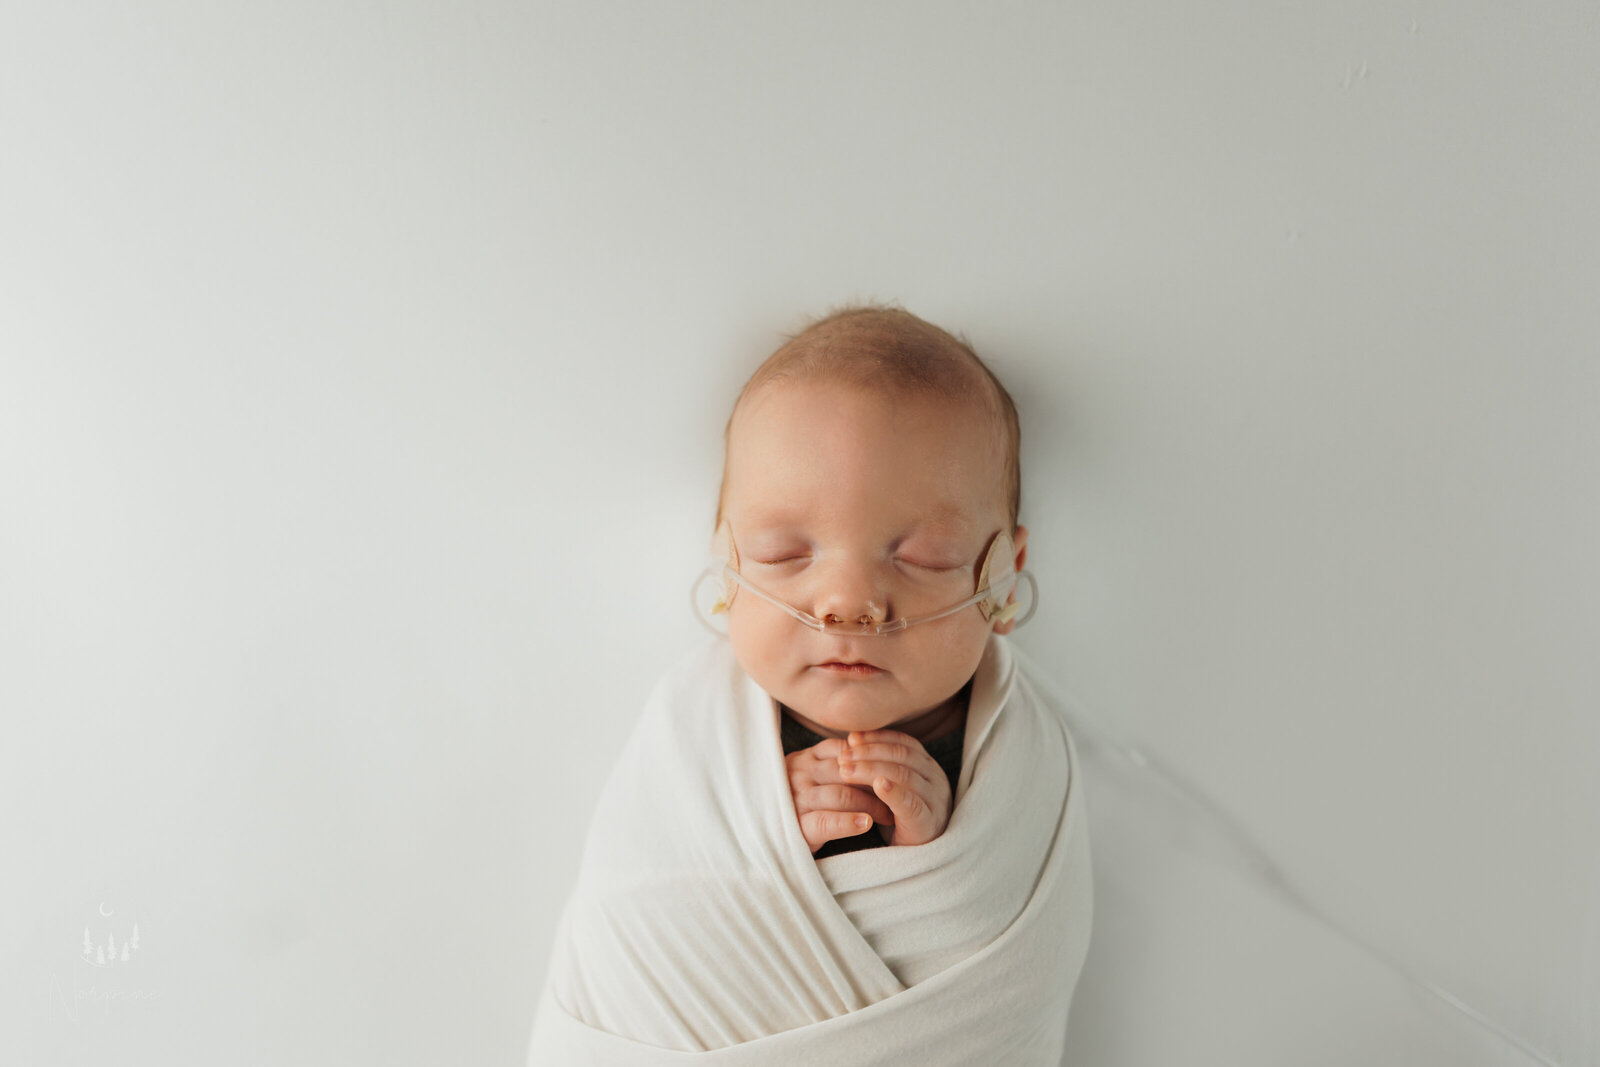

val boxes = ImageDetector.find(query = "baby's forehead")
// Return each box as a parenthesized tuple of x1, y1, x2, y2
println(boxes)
(728, 383, 993, 479)
(726, 388, 1005, 530)
(739, 484, 979, 524)
(715, 309, 1018, 533)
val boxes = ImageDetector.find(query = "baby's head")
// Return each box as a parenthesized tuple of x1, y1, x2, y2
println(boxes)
(712, 305, 1027, 740)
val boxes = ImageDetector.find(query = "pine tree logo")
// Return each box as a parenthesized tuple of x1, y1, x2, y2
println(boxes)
(80, 903, 142, 969)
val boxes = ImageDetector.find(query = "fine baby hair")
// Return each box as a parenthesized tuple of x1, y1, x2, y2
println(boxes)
(712, 304, 1023, 534)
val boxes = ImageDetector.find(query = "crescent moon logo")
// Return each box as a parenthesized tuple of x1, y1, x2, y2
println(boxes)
(98, 902, 114, 918)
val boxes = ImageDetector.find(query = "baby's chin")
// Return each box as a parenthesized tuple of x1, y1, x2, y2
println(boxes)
(780, 687, 911, 738)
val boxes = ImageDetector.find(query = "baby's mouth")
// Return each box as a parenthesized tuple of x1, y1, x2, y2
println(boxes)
(816, 659, 884, 676)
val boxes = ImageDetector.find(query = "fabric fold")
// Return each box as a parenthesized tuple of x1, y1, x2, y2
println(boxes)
(527, 633, 1092, 1065)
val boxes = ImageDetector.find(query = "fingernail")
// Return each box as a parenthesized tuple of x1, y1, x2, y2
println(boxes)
(854, 815, 870, 829)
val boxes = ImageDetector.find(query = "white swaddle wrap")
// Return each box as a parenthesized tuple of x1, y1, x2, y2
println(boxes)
(526, 632, 1092, 1065)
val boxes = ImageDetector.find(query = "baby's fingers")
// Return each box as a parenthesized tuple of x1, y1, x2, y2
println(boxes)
(787, 738, 850, 788)
(796, 784, 894, 828)
(837, 756, 934, 796)
(844, 737, 940, 776)
(807, 737, 848, 761)
(799, 809, 877, 854)
(869, 775, 944, 847)
(870, 775, 927, 822)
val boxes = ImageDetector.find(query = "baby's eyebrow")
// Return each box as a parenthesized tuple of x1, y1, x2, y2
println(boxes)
(736, 503, 981, 537)
(739, 508, 806, 530)
(912, 505, 977, 534)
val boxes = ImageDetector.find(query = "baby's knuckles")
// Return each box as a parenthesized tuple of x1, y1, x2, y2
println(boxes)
(882, 781, 947, 847)
(785, 744, 839, 790)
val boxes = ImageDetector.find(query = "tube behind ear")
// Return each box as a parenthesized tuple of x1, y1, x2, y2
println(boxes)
(709, 520, 739, 614)
(977, 529, 1019, 624)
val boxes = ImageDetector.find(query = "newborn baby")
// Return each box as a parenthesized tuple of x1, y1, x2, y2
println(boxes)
(709, 306, 1029, 857)
(527, 306, 1091, 1065)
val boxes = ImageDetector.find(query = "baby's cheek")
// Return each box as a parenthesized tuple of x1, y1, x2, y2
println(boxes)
(727, 618, 791, 690)
(725, 613, 762, 663)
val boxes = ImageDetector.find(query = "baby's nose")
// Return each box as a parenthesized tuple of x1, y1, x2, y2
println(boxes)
(820, 603, 886, 627)
(813, 582, 888, 627)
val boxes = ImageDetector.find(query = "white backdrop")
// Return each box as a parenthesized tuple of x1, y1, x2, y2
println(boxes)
(3, 3, 1595, 1065)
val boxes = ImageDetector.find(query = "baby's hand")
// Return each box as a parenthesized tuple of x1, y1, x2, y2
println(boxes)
(837, 729, 952, 848)
(787, 736, 896, 854)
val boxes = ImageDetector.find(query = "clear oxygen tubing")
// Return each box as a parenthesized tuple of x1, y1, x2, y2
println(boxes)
(691, 563, 1039, 637)
(1029, 667, 1567, 1067)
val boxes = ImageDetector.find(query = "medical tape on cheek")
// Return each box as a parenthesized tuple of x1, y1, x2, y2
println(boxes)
(976, 529, 1019, 623)
(708, 520, 739, 614)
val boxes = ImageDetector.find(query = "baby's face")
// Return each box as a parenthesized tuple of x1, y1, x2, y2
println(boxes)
(720, 380, 1026, 738)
